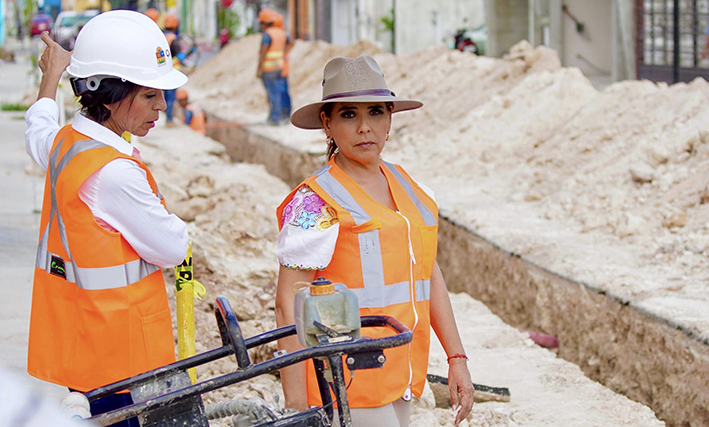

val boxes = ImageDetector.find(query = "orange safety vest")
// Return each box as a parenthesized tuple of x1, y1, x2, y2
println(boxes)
(165, 31, 177, 46)
(281, 51, 290, 78)
(27, 125, 176, 392)
(184, 102, 206, 135)
(277, 157, 439, 408)
(262, 26, 286, 73)
(164, 31, 182, 70)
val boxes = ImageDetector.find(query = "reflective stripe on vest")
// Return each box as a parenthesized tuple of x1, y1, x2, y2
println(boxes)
(35, 138, 161, 290)
(263, 51, 284, 70)
(350, 279, 431, 308)
(262, 27, 286, 72)
(382, 161, 437, 226)
(313, 164, 433, 307)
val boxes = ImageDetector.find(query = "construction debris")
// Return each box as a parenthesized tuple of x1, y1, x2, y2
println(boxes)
(134, 115, 664, 426)
(188, 35, 709, 346)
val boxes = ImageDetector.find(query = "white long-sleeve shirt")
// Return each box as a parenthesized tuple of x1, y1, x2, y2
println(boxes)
(25, 98, 188, 268)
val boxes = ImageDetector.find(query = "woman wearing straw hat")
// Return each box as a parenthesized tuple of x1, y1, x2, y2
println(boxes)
(274, 55, 474, 426)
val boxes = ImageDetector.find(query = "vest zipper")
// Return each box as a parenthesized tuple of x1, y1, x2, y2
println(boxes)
(397, 211, 418, 398)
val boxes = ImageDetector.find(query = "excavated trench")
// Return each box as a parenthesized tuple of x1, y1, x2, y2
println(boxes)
(204, 112, 709, 427)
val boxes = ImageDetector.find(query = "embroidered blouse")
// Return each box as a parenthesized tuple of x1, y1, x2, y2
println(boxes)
(275, 180, 435, 271)
(275, 185, 340, 270)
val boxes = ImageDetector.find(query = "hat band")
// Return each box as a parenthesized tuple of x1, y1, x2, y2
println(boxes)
(322, 88, 396, 101)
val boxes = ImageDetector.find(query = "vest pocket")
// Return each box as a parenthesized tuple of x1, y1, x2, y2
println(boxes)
(418, 225, 438, 280)
(141, 308, 175, 369)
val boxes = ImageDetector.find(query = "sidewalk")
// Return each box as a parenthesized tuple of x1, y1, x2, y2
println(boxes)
(0, 36, 66, 402)
(0, 36, 39, 104)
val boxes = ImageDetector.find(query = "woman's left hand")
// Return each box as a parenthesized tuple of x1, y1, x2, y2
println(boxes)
(448, 359, 475, 425)
(38, 32, 71, 78)
(37, 31, 72, 101)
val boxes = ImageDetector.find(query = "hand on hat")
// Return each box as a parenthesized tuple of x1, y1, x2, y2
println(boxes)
(37, 32, 72, 101)
(39, 32, 72, 78)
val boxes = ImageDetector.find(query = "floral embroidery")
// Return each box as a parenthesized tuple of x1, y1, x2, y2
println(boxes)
(280, 262, 325, 271)
(282, 185, 338, 230)
(297, 211, 317, 229)
(303, 193, 325, 213)
(277, 185, 339, 271)
(316, 206, 339, 231)
(283, 204, 294, 224)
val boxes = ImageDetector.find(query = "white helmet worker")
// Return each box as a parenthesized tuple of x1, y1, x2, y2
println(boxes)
(67, 10, 187, 94)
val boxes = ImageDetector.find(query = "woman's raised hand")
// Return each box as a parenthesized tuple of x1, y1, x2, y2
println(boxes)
(37, 32, 72, 101)
(39, 32, 72, 77)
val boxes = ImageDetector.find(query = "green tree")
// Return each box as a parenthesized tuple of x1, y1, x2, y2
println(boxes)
(379, 7, 395, 53)
(217, 8, 240, 38)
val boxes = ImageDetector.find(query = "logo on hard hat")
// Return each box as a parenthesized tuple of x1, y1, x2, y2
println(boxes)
(156, 47, 167, 66)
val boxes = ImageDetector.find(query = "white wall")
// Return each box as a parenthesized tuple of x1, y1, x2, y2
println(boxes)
(394, 0, 485, 55)
(331, 0, 356, 45)
(191, 0, 217, 40)
(322, 0, 483, 54)
(611, 0, 635, 81)
(561, 0, 612, 76)
(485, 0, 529, 57)
(356, 0, 393, 51)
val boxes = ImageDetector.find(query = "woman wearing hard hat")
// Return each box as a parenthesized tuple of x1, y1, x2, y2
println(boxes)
(24, 10, 189, 426)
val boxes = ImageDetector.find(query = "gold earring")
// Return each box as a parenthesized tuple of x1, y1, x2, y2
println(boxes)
(327, 137, 334, 146)
(386, 133, 390, 142)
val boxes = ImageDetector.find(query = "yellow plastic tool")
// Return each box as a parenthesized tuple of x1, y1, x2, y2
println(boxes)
(174, 243, 206, 383)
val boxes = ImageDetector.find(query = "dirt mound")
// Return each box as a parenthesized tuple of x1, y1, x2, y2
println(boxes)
(187, 35, 709, 341)
(136, 120, 663, 426)
(187, 35, 384, 123)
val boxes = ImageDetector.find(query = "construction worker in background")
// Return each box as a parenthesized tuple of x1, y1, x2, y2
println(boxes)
(163, 13, 181, 126)
(256, 8, 293, 125)
(176, 89, 206, 135)
(273, 12, 292, 121)
(144, 7, 159, 23)
(25, 11, 189, 426)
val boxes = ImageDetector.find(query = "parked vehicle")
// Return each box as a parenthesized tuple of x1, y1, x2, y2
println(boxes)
(30, 13, 54, 37)
(447, 25, 487, 56)
(50, 10, 99, 50)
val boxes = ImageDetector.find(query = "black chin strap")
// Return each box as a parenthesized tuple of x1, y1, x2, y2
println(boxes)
(69, 77, 89, 97)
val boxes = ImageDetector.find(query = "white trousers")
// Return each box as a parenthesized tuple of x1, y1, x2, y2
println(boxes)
(331, 398, 411, 427)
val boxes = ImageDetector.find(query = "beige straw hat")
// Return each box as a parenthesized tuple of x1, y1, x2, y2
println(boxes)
(290, 55, 423, 130)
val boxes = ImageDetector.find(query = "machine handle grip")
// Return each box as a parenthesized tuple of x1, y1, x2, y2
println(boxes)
(214, 296, 252, 369)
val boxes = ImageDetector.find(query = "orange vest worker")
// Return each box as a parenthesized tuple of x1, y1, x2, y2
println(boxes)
(28, 126, 176, 392)
(262, 26, 287, 73)
(273, 13, 290, 78)
(277, 157, 439, 408)
(184, 103, 206, 135)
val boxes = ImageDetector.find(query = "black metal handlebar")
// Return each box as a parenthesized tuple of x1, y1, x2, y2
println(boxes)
(215, 295, 252, 369)
(85, 297, 412, 427)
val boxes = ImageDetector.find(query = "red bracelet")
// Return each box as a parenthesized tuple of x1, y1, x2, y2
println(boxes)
(446, 353, 469, 363)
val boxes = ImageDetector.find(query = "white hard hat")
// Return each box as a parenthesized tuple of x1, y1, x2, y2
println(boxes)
(67, 10, 187, 90)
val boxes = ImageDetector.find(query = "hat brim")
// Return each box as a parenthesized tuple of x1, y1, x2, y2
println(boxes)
(290, 96, 423, 130)
(130, 68, 188, 90)
(67, 67, 188, 91)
